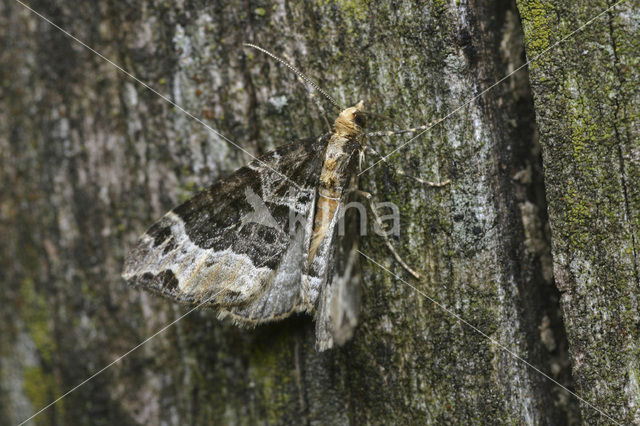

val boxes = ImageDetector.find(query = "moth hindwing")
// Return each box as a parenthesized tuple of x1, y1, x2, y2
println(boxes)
(123, 103, 366, 351)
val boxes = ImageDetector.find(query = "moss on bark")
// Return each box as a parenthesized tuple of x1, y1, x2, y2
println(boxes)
(517, 0, 640, 423)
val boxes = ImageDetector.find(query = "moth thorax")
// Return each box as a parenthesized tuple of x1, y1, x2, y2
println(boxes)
(333, 100, 365, 140)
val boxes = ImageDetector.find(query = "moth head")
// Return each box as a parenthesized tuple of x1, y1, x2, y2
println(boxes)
(334, 100, 366, 139)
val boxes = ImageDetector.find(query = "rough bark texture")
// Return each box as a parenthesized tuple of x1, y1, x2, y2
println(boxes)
(0, 0, 633, 424)
(517, 0, 640, 424)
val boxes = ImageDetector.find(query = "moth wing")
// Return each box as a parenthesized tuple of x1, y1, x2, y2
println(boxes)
(123, 136, 328, 323)
(314, 181, 362, 351)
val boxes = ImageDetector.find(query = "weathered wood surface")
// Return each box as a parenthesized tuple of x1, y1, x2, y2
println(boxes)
(517, 0, 640, 423)
(0, 0, 634, 424)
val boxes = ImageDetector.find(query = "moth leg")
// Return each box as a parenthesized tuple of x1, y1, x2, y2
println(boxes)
(364, 145, 450, 187)
(358, 139, 366, 170)
(352, 189, 421, 279)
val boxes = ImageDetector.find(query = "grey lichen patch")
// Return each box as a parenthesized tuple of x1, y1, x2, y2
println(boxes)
(268, 95, 288, 113)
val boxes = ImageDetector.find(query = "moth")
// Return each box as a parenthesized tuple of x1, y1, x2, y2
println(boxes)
(123, 98, 371, 350)
(122, 46, 427, 351)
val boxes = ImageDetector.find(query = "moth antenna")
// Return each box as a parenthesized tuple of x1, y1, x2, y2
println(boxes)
(243, 43, 343, 112)
(281, 50, 331, 132)
(365, 116, 446, 138)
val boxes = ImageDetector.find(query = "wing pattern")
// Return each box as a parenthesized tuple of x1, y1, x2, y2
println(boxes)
(124, 132, 363, 349)
(123, 135, 329, 323)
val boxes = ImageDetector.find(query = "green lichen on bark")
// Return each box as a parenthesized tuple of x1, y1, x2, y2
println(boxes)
(517, 0, 555, 56)
(19, 278, 62, 426)
(517, 0, 640, 423)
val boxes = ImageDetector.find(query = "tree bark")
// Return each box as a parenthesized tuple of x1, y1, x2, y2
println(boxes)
(517, 0, 640, 424)
(0, 0, 634, 424)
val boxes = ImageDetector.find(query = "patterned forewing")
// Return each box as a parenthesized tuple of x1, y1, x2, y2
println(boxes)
(123, 136, 328, 322)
